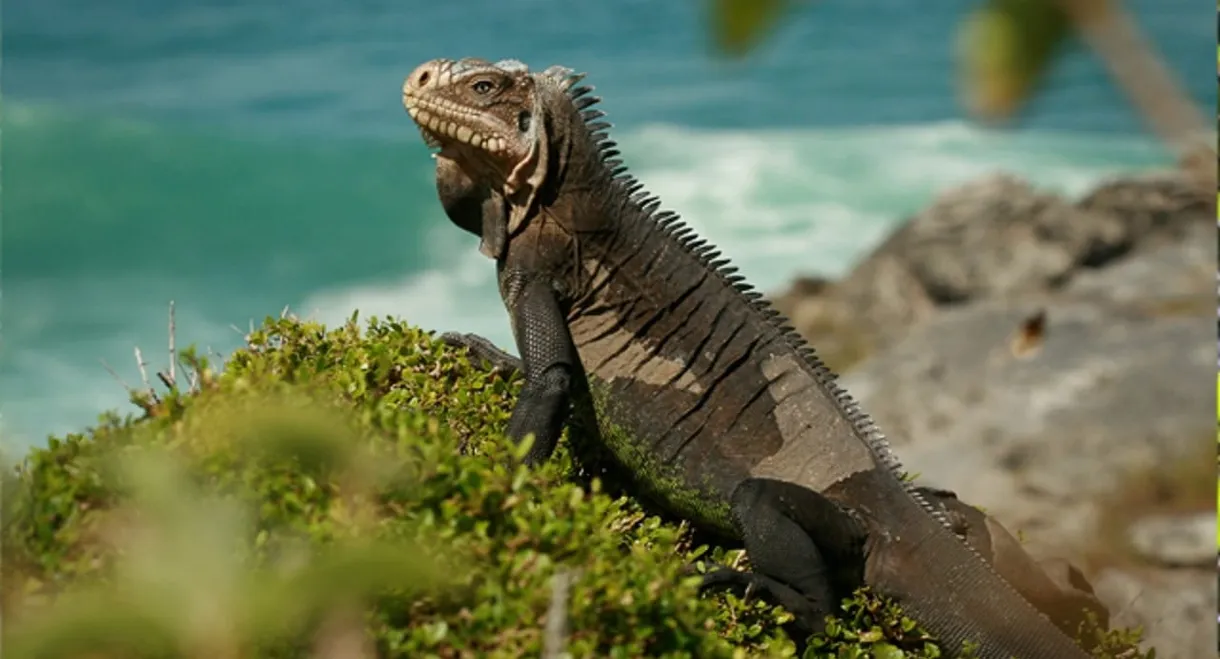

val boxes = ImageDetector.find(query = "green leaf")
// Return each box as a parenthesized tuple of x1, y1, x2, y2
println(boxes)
(956, 0, 1073, 122)
(707, 0, 797, 57)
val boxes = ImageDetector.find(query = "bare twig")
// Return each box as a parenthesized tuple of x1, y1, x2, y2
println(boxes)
(542, 568, 576, 659)
(133, 347, 153, 397)
(168, 300, 177, 387)
(204, 347, 226, 388)
(103, 357, 156, 413)
(157, 371, 175, 391)
(100, 359, 133, 392)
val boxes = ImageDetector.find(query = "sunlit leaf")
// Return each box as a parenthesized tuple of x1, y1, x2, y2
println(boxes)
(956, 0, 1073, 122)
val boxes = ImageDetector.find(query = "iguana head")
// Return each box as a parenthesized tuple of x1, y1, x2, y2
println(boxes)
(402, 58, 588, 239)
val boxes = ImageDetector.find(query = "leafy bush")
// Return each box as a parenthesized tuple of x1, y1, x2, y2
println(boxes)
(0, 314, 1150, 658)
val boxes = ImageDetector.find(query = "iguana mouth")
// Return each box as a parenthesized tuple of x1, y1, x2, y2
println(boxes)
(402, 86, 513, 158)
(406, 104, 513, 156)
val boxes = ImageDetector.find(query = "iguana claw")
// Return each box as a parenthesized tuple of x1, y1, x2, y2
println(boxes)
(440, 331, 523, 375)
(697, 566, 829, 644)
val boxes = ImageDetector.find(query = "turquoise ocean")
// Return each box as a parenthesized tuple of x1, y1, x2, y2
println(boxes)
(3, 0, 1214, 449)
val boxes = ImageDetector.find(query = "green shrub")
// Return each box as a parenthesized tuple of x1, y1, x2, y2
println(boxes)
(0, 314, 1150, 658)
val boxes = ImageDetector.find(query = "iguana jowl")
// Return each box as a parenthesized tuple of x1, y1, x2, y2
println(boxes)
(401, 57, 1097, 658)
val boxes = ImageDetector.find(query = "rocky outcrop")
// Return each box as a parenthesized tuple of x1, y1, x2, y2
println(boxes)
(770, 170, 1216, 659)
(1126, 511, 1214, 568)
(772, 173, 1214, 368)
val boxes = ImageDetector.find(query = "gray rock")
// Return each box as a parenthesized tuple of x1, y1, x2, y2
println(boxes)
(841, 293, 1213, 551)
(1127, 512, 1216, 568)
(1076, 173, 1216, 247)
(1062, 218, 1215, 309)
(771, 171, 1215, 355)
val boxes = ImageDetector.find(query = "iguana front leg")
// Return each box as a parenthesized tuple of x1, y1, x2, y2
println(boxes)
(495, 273, 580, 466)
(437, 294, 577, 466)
(442, 281, 576, 466)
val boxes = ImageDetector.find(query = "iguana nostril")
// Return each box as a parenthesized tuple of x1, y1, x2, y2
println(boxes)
(417, 70, 430, 86)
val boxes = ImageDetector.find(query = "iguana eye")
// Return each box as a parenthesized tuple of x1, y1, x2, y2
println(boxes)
(471, 79, 494, 94)
(517, 111, 531, 133)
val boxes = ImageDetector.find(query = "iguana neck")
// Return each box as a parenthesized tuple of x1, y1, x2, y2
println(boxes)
(527, 105, 627, 235)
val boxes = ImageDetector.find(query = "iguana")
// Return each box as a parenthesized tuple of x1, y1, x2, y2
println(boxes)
(401, 57, 1102, 658)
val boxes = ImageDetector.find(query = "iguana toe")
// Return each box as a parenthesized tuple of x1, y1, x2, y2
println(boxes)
(697, 567, 830, 638)
(440, 331, 523, 375)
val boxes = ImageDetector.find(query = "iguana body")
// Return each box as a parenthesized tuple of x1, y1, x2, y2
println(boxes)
(401, 57, 1099, 658)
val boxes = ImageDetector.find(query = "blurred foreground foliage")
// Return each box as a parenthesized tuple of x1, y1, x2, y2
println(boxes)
(2, 315, 1152, 657)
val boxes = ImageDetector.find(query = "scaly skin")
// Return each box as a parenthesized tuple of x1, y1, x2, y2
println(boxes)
(401, 57, 1100, 658)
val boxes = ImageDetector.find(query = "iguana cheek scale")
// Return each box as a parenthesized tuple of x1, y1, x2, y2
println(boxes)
(401, 57, 1099, 659)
